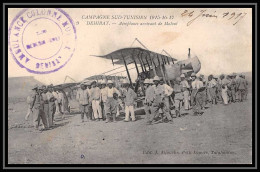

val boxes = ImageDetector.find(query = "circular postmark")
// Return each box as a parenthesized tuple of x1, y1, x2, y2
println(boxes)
(8, 8, 77, 74)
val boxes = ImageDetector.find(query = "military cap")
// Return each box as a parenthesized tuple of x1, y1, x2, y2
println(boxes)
(91, 80, 97, 84)
(144, 79, 150, 84)
(153, 76, 160, 81)
(32, 84, 39, 90)
(191, 73, 196, 77)
(180, 74, 185, 78)
(107, 80, 113, 84)
(149, 79, 154, 84)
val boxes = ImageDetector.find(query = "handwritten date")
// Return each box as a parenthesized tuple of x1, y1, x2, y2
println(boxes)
(181, 10, 247, 26)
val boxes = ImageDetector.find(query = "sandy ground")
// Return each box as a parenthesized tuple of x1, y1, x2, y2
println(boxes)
(7, 90, 252, 164)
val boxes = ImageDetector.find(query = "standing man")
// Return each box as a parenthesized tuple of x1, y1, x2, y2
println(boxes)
(191, 75, 205, 115)
(76, 82, 90, 122)
(144, 79, 155, 123)
(199, 74, 207, 109)
(91, 81, 102, 121)
(46, 84, 56, 127)
(190, 73, 197, 109)
(207, 75, 217, 105)
(149, 76, 173, 124)
(180, 74, 190, 111)
(57, 90, 65, 119)
(41, 85, 50, 129)
(105, 80, 121, 123)
(242, 74, 249, 100)
(236, 74, 247, 102)
(220, 74, 230, 105)
(100, 80, 107, 120)
(174, 77, 184, 117)
(30, 85, 48, 131)
(228, 74, 237, 103)
(124, 80, 137, 122)
(86, 82, 93, 120)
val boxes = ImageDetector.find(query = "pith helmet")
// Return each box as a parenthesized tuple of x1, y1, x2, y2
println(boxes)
(32, 84, 38, 90)
(176, 77, 181, 82)
(149, 79, 154, 84)
(107, 80, 113, 84)
(180, 74, 185, 78)
(144, 79, 150, 84)
(191, 73, 196, 77)
(153, 76, 160, 81)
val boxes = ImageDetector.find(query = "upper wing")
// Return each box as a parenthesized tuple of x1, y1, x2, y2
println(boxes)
(91, 47, 177, 67)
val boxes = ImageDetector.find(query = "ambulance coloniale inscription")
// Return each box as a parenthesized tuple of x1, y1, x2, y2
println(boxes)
(8, 8, 77, 74)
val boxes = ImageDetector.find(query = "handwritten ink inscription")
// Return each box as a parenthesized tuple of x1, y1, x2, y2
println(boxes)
(181, 9, 247, 26)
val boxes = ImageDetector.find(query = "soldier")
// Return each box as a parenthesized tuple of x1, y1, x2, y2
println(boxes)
(199, 74, 207, 109)
(91, 81, 102, 121)
(191, 74, 205, 115)
(144, 79, 153, 122)
(46, 84, 56, 127)
(180, 74, 190, 110)
(190, 73, 197, 108)
(174, 77, 184, 117)
(100, 80, 107, 120)
(207, 75, 217, 105)
(124, 80, 137, 122)
(219, 74, 230, 105)
(149, 76, 173, 124)
(57, 90, 65, 119)
(105, 80, 121, 123)
(86, 82, 93, 120)
(228, 74, 237, 103)
(236, 74, 247, 102)
(242, 74, 249, 100)
(30, 85, 48, 131)
(41, 85, 50, 129)
(76, 82, 90, 122)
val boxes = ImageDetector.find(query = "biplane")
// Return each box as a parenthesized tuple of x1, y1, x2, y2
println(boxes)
(92, 43, 201, 113)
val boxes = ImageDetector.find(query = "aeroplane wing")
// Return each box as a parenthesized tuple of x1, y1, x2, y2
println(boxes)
(91, 47, 177, 67)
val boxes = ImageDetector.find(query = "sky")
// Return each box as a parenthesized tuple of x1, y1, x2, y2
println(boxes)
(8, 8, 252, 85)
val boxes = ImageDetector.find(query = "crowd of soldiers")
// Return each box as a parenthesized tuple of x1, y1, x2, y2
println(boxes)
(27, 72, 249, 131)
(26, 84, 65, 131)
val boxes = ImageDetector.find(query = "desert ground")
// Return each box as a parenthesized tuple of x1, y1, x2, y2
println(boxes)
(7, 87, 252, 164)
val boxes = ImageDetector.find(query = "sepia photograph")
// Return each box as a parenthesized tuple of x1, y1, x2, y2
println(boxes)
(5, 4, 256, 167)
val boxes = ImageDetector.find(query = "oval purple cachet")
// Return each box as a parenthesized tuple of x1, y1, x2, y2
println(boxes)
(8, 8, 77, 74)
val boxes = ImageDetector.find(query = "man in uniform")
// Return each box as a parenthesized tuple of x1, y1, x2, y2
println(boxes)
(219, 74, 230, 105)
(190, 73, 197, 108)
(46, 84, 56, 127)
(149, 76, 173, 124)
(105, 80, 121, 123)
(241, 74, 249, 100)
(191, 74, 205, 115)
(180, 74, 190, 111)
(173, 77, 184, 117)
(100, 80, 107, 120)
(199, 74, 207, 109)
(228, 74, 237, 103)
(144, 79, 155, 123)
(76, 82, 90, 122)
(91, 81, 102, 121)
(41, 85, 50, 128)
(124, 80, 137, 122)
(207, 75, 217, 105)
(30, 85, 48, 131)
(86, 82, 93, 120)
(236, 74, 247, 102)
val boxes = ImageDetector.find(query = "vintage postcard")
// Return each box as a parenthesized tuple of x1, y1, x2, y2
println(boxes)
(7, 6, 254, 166)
